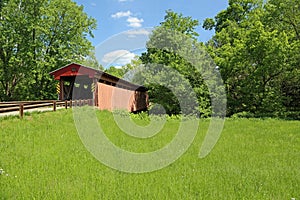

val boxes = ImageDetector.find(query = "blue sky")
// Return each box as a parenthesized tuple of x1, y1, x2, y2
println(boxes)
(73, 0, 229, 68)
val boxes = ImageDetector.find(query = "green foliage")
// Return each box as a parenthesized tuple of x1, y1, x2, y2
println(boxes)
(202, 18, 215, 30)
(136, 10, 222, 117)
(0, 110, 300, 199)
(204, 0, 300, 116)
(161, 9, 199, 39)
(105, 57, 142, 78)
(105, 66, 125, 78)
(231, 111, 255, 119)
(0, 0, 96, 101)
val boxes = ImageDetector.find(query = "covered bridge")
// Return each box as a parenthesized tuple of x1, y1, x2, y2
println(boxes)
(49, 63, 148, 112)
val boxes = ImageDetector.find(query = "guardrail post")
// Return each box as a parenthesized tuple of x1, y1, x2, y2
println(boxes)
(19, 104, 24, 118)
(65, 100, 68, 109)
(53, 101, 56, 111)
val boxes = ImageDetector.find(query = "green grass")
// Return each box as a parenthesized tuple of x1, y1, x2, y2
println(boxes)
(0, 109, 299, 199)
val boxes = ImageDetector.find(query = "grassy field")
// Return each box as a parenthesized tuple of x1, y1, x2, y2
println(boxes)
(0, 109, 299, 199)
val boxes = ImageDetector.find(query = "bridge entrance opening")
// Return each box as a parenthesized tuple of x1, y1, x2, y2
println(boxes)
(61, 75, 93, 100)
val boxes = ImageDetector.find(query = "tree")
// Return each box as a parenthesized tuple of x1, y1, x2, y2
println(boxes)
(133, 10, 222, 116)
(105, 56, 141, 78)
(203, 0, 300, 117)
(81, 49, 103, 70)
(264, 0, 300, 114)
(0, 0, 96, 101)
(104, 66, 125, 78)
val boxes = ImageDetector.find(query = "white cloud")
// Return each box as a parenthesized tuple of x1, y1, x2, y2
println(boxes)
(111, 11, 144, 28)
(127, 17, 144, 28)
(91, 2, 96, 7)
(126, 29, 151, 36)
(102, 50, 136, 66)
(125, 29, 151, 38)
(111, 11, 132, 19)
(118, 0, 133, 2)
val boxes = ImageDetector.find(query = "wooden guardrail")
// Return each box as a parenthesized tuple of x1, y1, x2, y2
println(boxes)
(0, 99, 93, 118)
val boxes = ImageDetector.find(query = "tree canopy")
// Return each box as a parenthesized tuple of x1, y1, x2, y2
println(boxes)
(131, 10, 225, 116)
(0, 0, 96, 100)
(203, 0, 299, 118)
(132, 2, 299, 118)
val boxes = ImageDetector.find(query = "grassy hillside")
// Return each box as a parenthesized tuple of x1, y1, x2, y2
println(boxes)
(0, 109, 299, 199)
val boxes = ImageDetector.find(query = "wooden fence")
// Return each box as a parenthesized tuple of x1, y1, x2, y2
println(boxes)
(0, 99, 93, 118)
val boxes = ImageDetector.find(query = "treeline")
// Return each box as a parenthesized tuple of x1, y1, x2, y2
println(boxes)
(112, 0, 299, 118)
(1, 0, 299, 118)
(203, 0, 300, 118)
(0, 0, 97, 101)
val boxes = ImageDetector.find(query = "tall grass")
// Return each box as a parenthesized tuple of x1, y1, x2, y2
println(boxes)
(0, 109, 299, 199)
